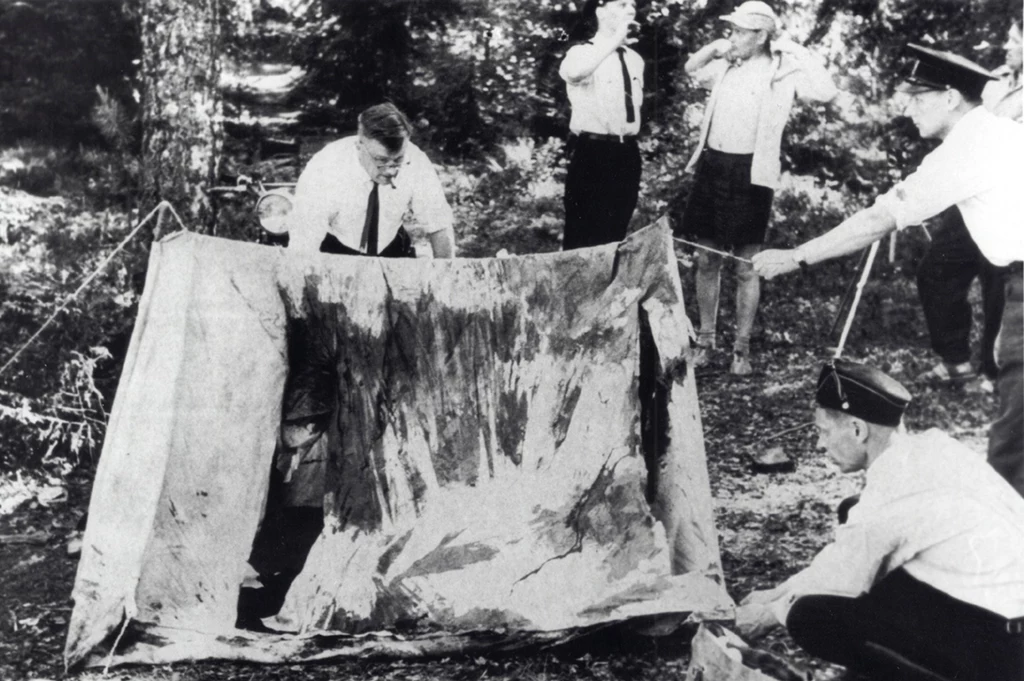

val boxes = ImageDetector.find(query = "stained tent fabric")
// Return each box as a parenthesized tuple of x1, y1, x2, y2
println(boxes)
(65, 223, 732, 669)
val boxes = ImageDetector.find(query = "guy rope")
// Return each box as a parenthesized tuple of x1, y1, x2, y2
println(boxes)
(0, 201, 186, 380)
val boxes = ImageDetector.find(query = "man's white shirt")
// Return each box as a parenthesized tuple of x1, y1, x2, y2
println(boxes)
(288, 137, 453, 253)
(560, 41, 643, 137)
(875, 106, 1024, 266)
(768, 429, 1024, 624)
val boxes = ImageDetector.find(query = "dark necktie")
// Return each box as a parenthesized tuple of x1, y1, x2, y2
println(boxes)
(359, 181, 379, 255)
(616, 47, 635, 123)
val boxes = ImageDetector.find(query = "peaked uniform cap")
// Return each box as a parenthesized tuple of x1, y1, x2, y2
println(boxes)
(719, 1, 777, 33)
(815, 359, 912, 427)
(898, 43, 997, 100)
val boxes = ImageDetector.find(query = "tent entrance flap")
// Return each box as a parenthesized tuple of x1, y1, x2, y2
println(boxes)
(66, 224, 732, 669)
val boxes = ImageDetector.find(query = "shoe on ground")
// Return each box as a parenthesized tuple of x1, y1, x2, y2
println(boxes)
(749, 446, 795, 474)
(917, 361, 976, 385)
(730, 352, 753, 376)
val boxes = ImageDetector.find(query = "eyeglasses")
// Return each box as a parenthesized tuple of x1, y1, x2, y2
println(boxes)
(359, 142, 406, 170)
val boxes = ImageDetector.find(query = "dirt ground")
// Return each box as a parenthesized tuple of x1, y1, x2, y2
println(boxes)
(0, 261, 998, 680)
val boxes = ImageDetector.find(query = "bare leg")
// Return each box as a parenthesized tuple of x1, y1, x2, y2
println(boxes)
(734, 243, 763, 353)
(695, 242, 724, 344)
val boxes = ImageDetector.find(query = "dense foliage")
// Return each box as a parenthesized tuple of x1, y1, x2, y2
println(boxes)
(0, 0, 139, 145)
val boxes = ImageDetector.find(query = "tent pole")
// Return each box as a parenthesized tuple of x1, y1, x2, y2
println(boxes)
(834, 240, 880, 359)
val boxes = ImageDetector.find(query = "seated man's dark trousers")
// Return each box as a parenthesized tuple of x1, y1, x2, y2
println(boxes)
(786, 569, 1024, 681)
(916, 207, 1005, 379)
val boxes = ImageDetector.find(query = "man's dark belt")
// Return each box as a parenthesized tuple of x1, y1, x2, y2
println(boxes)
(571, 131, 636, 143)
(1007, 617, 1024, 635)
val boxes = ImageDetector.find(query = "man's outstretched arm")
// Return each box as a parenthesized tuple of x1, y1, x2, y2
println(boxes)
(752, 203, 898, 279)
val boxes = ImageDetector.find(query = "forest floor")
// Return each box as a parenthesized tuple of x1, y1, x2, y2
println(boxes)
(0, 183, 997, 679)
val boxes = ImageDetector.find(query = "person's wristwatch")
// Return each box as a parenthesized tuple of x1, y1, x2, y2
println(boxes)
(792, 249, 809, 272)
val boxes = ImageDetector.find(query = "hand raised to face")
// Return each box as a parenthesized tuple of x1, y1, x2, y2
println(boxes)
(710, 37, 735, 59)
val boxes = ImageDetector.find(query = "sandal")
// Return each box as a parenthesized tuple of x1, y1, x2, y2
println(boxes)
(730, 351, 753, 376)
(917, 361, 976, 384)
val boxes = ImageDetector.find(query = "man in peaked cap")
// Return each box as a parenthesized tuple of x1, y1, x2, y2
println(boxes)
(753, 43, 1024, 499)
(736, 359, 1024, 681)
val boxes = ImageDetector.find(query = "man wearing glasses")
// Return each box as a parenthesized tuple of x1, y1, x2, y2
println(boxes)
(753, 44, 1024, 498)
(241, 105, 455, 628)
(288, 103, 456, 258)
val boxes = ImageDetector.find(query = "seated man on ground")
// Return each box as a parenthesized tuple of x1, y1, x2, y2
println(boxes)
(736, 359, 1024, 681)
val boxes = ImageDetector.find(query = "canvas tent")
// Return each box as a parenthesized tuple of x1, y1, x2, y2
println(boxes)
(65, 222, 733, 669)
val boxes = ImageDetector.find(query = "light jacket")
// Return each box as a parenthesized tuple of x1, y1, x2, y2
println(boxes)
(685, 53, 836, 190)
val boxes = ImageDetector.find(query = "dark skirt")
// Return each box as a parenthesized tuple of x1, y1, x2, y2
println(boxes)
(679, 148, 773, 249)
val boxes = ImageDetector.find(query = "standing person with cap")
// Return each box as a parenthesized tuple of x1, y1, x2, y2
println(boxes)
(288, 103, 456, 258)
(559, 0, 644, 250)
(753, 44, 1024, 498)
(735, 359, 1024, 681)
(983, 19, 1022, 122)
(676, 1, 836, 375)
(916, 21, 1022, 388)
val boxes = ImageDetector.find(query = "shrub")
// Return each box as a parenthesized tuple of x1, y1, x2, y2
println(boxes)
(446, 137, 566, 257)
(0, 195, 140, 473)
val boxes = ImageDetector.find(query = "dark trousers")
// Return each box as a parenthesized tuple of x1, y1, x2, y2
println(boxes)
(787, 569, 1024, 681)
(917, 207, 1005, 378)
(562, 135, 641, 250)
(990, 269, 1024, 497)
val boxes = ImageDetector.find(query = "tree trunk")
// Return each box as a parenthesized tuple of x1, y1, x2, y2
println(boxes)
(137, 0, 223, 231)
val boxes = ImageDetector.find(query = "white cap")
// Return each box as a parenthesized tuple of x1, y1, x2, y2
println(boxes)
(719, 1, 778, 34)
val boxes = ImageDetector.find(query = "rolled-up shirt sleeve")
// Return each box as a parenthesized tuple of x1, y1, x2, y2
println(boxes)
(559, 43, 594, 84)
(289, 153, 338, 252)
(408, 150, 454, 236)
(873, 136, 993, 231)
(790, 56, 838, 103)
